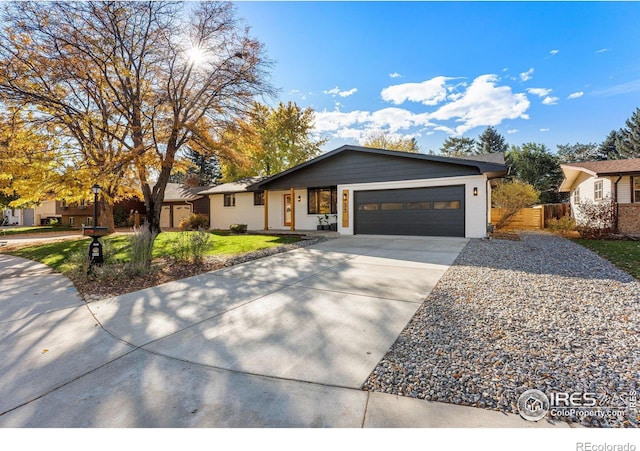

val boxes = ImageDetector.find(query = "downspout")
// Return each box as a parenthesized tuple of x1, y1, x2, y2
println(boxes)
(486, 178, 491, 237)
(613, 175, 622, 233)
(485, 169, 507, 237)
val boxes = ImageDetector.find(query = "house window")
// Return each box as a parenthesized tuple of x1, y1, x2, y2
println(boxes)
(86, 217, 93, 226)
(308, 187, 337, 214)
(634, 178, 640, 203)
(69, 217, 74, 227)
(574, 187, 580, 204)
(594, 181, 603, 201)
(253, 191, 265, 206)
(224, 193, 236, 207)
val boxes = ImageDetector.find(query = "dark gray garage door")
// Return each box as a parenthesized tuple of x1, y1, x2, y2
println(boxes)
(354, 186, 465, 237)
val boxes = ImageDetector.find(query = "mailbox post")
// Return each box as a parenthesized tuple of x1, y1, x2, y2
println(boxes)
(84, 184, 107, 273)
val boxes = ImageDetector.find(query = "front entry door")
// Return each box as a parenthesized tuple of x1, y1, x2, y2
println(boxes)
(284, 194, 292, 226)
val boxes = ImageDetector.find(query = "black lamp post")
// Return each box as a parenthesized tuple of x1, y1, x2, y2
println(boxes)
(92, 184, 100, 226)
(87, 184, 104, 272)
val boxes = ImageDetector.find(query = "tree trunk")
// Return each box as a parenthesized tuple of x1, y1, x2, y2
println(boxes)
(99, 202, 116, 233)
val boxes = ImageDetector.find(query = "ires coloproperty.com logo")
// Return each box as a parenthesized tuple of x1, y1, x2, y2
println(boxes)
(517, 389, 636, 422)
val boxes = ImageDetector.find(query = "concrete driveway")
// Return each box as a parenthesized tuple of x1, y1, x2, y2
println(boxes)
(86, 236, 466, 389)
(0, 236, 562, 427)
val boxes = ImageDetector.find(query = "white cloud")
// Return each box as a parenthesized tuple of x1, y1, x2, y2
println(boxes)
(314, 107, 433, 137)
(520, 68, 534, 82)
(527, 88, 552, 97)
(507, 129, 519, 134)
(540, 128, 550, 132)
(568, 91, 584, 99)
(314, 110, 371, 133)
(550, 49, 559, 55)
(542, 96, 559, 105)
(323, 86, 358, 98)
(389, 72, 402, 79)
(315, 74, 531, 140)
(593, 79, 640, 96)
(429, 74, 530, 135)
(381, 76, 455, 106)
(595, 48, 609, 54)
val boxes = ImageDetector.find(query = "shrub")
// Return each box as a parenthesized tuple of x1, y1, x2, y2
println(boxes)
(546, 215, 576, 236)
(126, 225, 156, 275)
(188, 230, 211, 263)
(178, 213, 209, 231)
(172, 230, 211, 263)
(229, 224, 247, 234)
(49, 218, 59, 226)
(492, 180, 540, 229)
(574, 198, 615, 239)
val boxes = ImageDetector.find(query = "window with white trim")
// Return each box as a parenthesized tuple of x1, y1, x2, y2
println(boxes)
(574, 187, 580, 204)
(594, 180, 603, 201)
(224, 193, 236, 207)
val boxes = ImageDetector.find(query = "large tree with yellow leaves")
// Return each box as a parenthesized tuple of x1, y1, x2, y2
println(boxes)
(0, 1, 271, 238)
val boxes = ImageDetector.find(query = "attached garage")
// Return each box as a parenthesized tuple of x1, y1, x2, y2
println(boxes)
(248, 145, 508, 238)
(354, 186, 465, 237)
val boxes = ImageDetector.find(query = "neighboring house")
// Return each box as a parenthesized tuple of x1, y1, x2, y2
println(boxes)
(560, 158, 640, 234)
(34, 199, 92, 226)
(202, 145, 508, 238)
(33, 198, 146, 227)
(2, 207, 35, 226)
(160, 183, 213, 229)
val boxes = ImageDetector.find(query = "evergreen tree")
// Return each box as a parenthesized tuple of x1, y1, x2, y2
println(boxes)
(439, 136, 476, 156)
(170, 148, 221, 186)
(598, 130, 624, 160)
(617, 108, 640, 159)
(506, 143, 564, 203)
(476, 126, 508, 154)
(556, 143, 600, 163)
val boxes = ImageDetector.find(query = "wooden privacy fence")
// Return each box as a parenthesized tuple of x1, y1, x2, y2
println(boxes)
(491, 207, 544, 230)
(542, 203, 570, 227)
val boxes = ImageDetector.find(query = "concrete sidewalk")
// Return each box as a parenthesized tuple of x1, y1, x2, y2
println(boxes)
(0, 239, 572, 427)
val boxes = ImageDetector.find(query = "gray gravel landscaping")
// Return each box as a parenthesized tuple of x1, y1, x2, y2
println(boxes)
(364, 232, 640, 428)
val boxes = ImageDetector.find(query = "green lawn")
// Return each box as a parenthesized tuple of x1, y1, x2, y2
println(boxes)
(0, 225, 75, 236)
(575, 239, 640, 279)
(4, 232, 301, 273)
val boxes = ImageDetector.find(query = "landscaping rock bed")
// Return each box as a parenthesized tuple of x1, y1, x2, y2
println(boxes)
(364, 232, 640, 428)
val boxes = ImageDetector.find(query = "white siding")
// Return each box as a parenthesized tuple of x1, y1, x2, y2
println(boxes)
(210, 192, 264, 230)
(570, 174, 617, 223)
(337, 174, 489, 238)
(617, 176, 632, 203)
(265, 189, 322, 231)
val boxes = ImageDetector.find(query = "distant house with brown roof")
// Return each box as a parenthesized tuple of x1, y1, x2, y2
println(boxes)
(160, 183, 213, 229)
(559, 158, 640, 234)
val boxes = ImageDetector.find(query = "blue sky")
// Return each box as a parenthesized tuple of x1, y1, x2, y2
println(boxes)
(234, 1, 640, 154)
